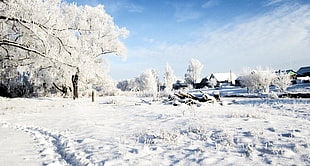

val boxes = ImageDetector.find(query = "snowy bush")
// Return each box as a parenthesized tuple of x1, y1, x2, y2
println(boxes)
(117, 69, 159, 97)
(137, 130, 179, 145)
(138, 69, 159, 96)
(117, 80, 130, 91)
(273, 71, 291, 92)
(209, 78, 217, 88)
(240, 67, 276, 94)
(0, 69, 33, 97)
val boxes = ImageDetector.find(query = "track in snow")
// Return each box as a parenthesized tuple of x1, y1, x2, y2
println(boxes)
(2, 121, 95, 166)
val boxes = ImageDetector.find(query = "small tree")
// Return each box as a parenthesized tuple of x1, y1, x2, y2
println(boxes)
(273, 71, 291, 92)
(185, 59, 203, 85)
(138, 69, 158, 96)
(120, 69, 159, 96)
(163, 63, 177, 92)
(117, 80, 130, 91)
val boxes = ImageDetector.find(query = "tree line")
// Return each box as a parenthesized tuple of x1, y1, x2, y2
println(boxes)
(117, 60, 292, 96)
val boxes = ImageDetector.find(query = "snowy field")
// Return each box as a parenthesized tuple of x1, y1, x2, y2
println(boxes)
(0, 88, 310, 166)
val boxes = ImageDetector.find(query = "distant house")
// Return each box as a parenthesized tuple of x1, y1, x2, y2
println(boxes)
(295, 66, 310, 84)
(209, 72, 237, 86)
(193, 77, 209, 89)
(235, 76, 243, 87)
(172, 80, 188, 90)
(296, 66, 310, 77)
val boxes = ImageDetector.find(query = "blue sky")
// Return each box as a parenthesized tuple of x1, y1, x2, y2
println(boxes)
(65, 0, 310, 80)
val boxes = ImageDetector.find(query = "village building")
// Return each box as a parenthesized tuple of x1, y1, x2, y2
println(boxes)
(172, 80, 188, 90)
(296, 66, 310, 77)
(295, 66, 310, 83)
(209, 72, 238, 87)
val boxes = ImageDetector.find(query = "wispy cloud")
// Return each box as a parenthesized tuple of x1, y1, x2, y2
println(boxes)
(169, 2, 202, 22)
(85, 0, 100, 7)
(105, 0, 144, 14)
(142, 37, 155, 43)
(125, 3, 144, 13)
(129, 3, 310, 76)
(264, 0, 285, 6)
(202, 0, 220, 8)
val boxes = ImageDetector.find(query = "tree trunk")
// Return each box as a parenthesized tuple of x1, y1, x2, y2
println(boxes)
(72, 73, 78, 99)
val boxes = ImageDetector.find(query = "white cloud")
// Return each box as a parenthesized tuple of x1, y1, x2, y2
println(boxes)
(202, 0, 220, 8)
(105, 0, 144, 13)
(126, 3, 144, 13)
(129, 3, 310, 76)
(264, 0, 285, 6)
(169, 2, 202, 22)
(142, 37, 155, 43)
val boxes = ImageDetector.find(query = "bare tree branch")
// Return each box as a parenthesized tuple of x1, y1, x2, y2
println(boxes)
(0, 40, 77, 69)
(0, 39, 46, 57)
(0, 15, 94, 32)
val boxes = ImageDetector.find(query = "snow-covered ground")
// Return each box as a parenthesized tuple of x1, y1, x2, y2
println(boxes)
(0, 87, 309, 165)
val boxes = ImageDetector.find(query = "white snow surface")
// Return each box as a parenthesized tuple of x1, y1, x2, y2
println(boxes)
(0, 89, 309, 165)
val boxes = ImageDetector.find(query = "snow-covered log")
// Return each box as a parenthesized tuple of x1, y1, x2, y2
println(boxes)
(166, 91, 217, 106)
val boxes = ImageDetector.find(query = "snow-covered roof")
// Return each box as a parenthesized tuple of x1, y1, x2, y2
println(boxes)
(210, 72, 237, 82)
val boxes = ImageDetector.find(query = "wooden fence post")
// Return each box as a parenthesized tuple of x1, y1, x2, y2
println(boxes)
(92, 91, 94, 102)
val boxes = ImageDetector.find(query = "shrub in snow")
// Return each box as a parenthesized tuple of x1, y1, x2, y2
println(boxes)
(185, 59, 203, 85)
(273, 71, 291, 92)
(0, 0, 128, 97)
(117, 80, 130, 91)
(0, 68, 34, 97)
(209, 78, 217, 88)
(117, 69, 159, 97)
(241, 67, 276, 94)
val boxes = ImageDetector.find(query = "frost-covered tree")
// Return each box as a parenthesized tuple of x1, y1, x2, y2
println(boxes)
(273, 71, 291, 92)
(241, 67, 276, 94)
(185, 58, 203, 85)
(118, 69, 159, 96)
(139, 69, 158, 96)
(117, 79, 130, 91)
(240, 71, 259, 93)
(0, 0, 128, 97)
(163, 63, 177, 92)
